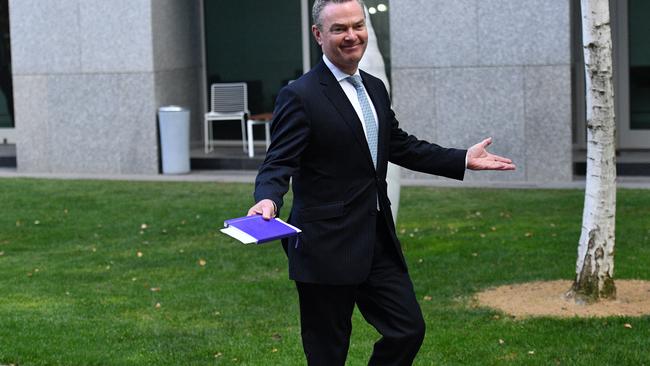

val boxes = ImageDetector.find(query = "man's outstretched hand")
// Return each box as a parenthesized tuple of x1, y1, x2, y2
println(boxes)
(247, 199, 277, 220)
(467, 137, 516, 171)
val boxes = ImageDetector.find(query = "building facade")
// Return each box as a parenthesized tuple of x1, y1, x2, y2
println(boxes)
(1, 0, 648, 181)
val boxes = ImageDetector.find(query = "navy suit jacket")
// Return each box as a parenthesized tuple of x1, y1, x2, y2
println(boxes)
(254, 61, 466, 285)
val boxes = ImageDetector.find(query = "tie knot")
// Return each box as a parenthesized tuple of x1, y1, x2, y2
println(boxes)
(347, 75, 364, 90)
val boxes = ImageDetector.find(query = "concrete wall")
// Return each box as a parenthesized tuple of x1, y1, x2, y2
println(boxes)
(11, 0, 202, 174)
(390, 0, 573, 182)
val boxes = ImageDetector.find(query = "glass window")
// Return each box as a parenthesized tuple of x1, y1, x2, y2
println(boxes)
(0, 0, 13, 129)
(629, 0, 650, 130)
(203, 0, 303, 140)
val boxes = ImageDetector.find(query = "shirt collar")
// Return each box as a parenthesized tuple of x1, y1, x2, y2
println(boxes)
(323, 55, 360, 82)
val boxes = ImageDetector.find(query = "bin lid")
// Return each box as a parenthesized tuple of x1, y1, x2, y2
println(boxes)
(159, 105, 186, 112)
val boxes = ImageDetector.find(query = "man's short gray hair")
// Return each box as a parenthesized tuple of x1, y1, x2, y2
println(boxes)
(312, 0, 366, 30)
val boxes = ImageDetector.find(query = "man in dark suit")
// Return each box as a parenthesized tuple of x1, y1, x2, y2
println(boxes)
(247, 0, 516, 364)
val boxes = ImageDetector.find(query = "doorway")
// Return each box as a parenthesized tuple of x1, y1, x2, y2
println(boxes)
(615, 0, 650, 149)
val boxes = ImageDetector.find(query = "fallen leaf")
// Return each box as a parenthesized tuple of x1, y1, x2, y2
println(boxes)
(417, 258, 423, 263)
(525, 232, 533, 238)
(34, 220, 40, 225)
(137, 251, 143, 257)
(271, 348, 278, 353)
(155, 302, 161, 309)
(0, 251, 4, 256)
(141, 223, 148, 230)
(480, 233, 486, 238)
(499, 339, 505, 345)
(472, 253, 479, 257)
(624, 323, 633, 329)
(214, 352, 222, 358)
(271, 333, 282, 340)
(528, 351, 535, 355)
(491, 226, 497, 231)
(199, 259, 207, 266)
(423, 295, 432, 301)
(150, 287, 161, 292)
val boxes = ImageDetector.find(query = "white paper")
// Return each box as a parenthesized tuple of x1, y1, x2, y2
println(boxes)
(220, 226, 258, 244)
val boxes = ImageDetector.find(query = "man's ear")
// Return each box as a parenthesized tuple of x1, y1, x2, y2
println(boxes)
(311, 25, 323, 46)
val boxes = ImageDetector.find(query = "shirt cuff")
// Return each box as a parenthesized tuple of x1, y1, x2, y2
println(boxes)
(271, 200, 278, 217)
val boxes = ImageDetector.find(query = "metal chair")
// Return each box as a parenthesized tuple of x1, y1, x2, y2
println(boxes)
(204, 82, 249, 153)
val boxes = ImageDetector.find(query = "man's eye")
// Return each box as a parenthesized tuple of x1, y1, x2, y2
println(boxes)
(331, 28, 344, 33)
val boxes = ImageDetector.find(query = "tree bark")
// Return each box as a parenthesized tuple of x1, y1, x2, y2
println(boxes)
(568, 0, 617, 303)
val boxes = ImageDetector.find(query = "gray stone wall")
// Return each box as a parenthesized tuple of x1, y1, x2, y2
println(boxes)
(152, 0, 203, 150)
(390, 0, 573, 182)
(11, 0, 202, 174)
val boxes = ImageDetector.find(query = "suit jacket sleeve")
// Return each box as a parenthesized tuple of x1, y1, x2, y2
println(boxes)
(254, 86, 310, 211)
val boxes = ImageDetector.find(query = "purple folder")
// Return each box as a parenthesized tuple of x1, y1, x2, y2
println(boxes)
(221, 215, 301, 244)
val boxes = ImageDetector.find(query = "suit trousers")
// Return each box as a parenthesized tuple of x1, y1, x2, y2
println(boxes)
(295, 215, 426, 366)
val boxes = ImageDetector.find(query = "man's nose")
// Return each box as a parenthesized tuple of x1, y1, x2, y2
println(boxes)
(344, 28, 357, 40)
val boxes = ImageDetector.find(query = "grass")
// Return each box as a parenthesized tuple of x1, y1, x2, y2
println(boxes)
(0, 178, 649, 365)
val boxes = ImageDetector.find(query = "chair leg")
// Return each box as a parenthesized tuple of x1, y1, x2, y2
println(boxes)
(209, 120, 215, 153)
(204, 119, 209, 154)
(240, 119, 247, 153)
(247, 120, 255, 158)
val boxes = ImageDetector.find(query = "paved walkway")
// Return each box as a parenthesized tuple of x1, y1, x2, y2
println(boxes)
(1, 167, 650, 189)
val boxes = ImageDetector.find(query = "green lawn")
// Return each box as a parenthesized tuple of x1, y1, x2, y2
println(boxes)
(0, 178, 649, 365)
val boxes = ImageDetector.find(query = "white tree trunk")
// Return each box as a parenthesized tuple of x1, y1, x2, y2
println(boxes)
(360, 5, 401, 224)
(570, 0, 617, 302)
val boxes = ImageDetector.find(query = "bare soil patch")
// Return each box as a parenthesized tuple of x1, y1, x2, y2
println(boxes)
(476, 280, 650, 318)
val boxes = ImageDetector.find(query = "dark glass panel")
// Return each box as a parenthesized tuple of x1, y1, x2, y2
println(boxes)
(629, 0, 650, 129)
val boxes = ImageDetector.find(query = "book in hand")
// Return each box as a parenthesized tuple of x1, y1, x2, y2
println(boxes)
(220, 215, 302, 244)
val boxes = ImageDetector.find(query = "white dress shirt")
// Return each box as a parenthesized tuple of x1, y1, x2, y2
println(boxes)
(323, 55, 379, 141)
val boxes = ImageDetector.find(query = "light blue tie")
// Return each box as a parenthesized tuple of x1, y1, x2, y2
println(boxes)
(347, 75, 378, 168)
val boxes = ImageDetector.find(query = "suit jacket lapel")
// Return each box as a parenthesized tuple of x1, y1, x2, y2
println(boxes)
(317, 62, 375, 168)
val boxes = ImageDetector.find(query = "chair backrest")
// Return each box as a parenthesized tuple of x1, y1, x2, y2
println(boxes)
(210, 82, 248, 114)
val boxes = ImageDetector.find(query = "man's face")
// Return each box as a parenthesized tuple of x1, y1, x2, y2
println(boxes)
(312, 1, 368, 74)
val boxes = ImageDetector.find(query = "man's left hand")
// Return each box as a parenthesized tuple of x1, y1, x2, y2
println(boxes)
(467, 137, 516, 171)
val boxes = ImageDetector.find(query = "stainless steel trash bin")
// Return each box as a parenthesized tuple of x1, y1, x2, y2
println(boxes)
(158, 106, 190, 174)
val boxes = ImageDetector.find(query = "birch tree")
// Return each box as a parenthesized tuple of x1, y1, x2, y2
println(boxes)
(567, 0, 617, 303)
(360, 5, 401, 223)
